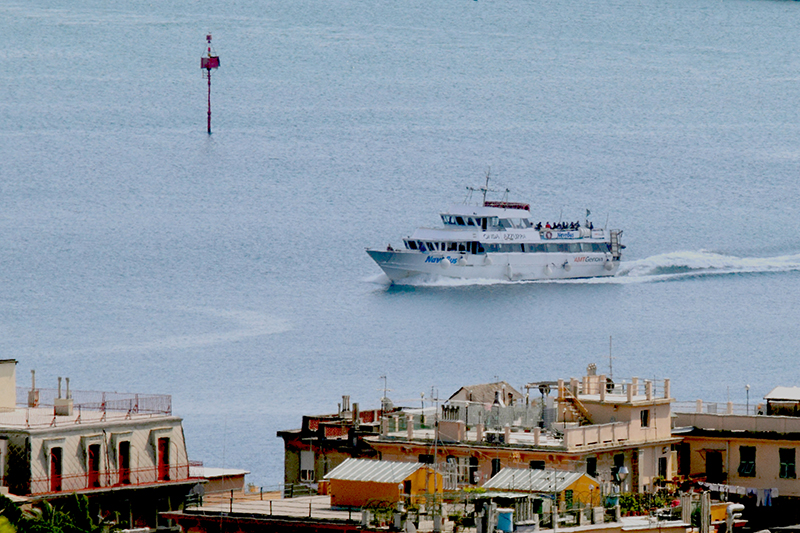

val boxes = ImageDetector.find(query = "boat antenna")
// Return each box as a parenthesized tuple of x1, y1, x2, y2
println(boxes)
(483, 168, 490, 204)
(604, 213, 609, 230)
(465, 167, 501, 205)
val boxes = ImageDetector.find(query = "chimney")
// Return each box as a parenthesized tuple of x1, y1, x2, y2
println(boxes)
(27, 369, 39, 408)
(54, 376, 74, 416)
(352, 402, 360, 427)
(342, 395, 350, 413)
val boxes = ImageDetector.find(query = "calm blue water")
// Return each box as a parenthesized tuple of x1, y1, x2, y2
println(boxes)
(2, 0, 800, 487)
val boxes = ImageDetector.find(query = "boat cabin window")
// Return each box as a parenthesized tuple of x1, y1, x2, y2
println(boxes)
(455, 216, 465, 226)
(580, 243, 593, 252)
(557, 244, 569, 252)
(544, 243, 558, 253)
(568, 243, 581, 253)
(467, 218, 475, 226)
(591, 243, 610, 253)
(407, 240, 417, 250)
(480, 218, 487, 230)
(498, 219, 512, 229)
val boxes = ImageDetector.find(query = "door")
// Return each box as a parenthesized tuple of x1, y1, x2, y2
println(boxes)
(157, 437, 170, 481)
(50, 447, 62, 492)
(88, 444, 101, 487)
(707, 450, 723, 482)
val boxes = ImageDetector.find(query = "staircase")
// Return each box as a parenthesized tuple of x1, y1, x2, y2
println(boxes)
(562, 388, 593, 426)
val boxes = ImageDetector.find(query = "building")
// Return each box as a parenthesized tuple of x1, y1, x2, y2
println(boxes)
(0, 360, 201, 529)
(448, 381, 522, 407)
(278, 369, 681, 497)
(324, 458, 443, 508)
(672, 387, 800, 528)
(369, 371, 679, 495)
(276, 395, 384, 491)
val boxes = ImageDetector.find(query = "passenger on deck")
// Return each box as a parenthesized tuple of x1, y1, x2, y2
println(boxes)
(535, 222, 542, 230)
(545, 222, 551, 229)
(387, 244, 394, 251)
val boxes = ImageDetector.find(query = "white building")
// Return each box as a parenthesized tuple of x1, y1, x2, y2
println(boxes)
(0, 359, 201, 529)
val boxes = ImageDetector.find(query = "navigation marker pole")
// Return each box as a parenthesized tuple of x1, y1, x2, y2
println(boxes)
(201, 33, 221, 134)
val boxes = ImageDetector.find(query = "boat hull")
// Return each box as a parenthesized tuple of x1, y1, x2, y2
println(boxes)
(367, 249, 619, 282)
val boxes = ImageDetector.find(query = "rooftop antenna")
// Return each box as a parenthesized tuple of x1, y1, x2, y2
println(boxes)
(200, 33, 221, 134)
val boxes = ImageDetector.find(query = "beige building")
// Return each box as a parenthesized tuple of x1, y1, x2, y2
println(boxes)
(0, 359, 200, 529)
(673, 388, 800, 498)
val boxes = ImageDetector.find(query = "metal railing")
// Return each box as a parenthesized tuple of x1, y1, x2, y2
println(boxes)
(29, 462, 193, 495)
(17, 387, 171, 415)
(672, 401, 754, 416)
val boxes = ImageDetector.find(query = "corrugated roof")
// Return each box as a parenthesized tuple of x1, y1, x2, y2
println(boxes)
(324, 458, 424, 483)
(764, 387, 800, 401)
(483, 468, 596, 493)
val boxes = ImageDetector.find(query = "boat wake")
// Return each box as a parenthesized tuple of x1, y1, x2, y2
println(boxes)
(617, 250, 800, 282)
(370, 250, 800, 287)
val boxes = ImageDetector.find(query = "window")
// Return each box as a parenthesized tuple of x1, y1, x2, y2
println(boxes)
(556, 244, 569, 252)
(640, 409, 650, 428)
(408, 240, 417, 250)
(565, 489, 574, 509)
(530, 460, 545, 470)
(418, 454, 434, 464)
(50, 447, 62, 492)
(738, 446, 756, 477)
(467, 218, 475, 226)
(455, 217, 464, 226)
(158, 437, 170, 481)
(780, 448, 796, 479)
(544, 244, 558, 253)
(568, 243, 581, 253)
(469, 457, 479, 484)
(491, 458, 502, 477)
(658, 457, 667, 479)
(580, 243, 594, 252)
(300, 450, 315, 482)
(88, 444, 101, 488)
(119, 441, 131, 485)
(586, 457, 597, 477)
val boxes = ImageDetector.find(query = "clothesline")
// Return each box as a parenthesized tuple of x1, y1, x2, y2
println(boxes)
(698, 482, 778, 506)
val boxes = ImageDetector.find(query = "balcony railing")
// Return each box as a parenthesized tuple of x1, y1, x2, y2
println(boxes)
(17, 387, 171, 415)
(28, 462, 197, 496)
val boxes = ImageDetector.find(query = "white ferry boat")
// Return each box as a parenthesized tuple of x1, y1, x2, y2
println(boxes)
(367, 181, 623, 282)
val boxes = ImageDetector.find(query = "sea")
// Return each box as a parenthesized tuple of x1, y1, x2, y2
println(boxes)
(2, 0, 800, 489)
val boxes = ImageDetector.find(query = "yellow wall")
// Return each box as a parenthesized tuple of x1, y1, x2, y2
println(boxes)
(564, 474, 601, 506)
(330, 469, 443, 508)
(330, 479, 401, 508)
